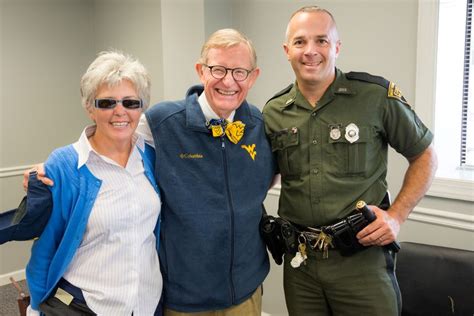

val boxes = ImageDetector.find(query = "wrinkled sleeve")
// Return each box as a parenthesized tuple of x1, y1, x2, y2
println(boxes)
(382, 98, 433, 158)
(0, 174, 53, 244)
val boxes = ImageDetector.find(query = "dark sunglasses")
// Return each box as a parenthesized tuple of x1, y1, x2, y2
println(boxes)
(94, 98, 143, 110)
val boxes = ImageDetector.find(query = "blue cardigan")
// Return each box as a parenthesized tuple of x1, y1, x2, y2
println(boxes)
(26, 144, 160, 310)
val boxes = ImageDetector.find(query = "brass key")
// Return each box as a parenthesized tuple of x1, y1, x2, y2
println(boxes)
(313, 231, 328, 250)
(298, 243, 307, 265)
(312, 231, 333, 258)
(321, 234, 334, 259)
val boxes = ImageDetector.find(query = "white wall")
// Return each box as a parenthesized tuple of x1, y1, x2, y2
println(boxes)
(92, 0, 164, 104)
(0, 0, 94, 280)
(1, 0, 94, 166)
(160, 0, 205, 100)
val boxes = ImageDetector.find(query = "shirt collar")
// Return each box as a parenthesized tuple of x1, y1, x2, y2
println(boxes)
(282, 68, 354, 111)
(73, 125, 144, 169)
(198, 91, 236, 122)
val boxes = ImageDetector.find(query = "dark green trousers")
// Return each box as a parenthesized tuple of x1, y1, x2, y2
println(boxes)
(283, 246, 401, 316)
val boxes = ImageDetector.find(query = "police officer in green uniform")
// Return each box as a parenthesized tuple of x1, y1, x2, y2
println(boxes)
(262, 6, 438, 316)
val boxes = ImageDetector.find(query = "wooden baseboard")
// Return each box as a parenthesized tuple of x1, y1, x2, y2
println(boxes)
(0, 269, 26, 286)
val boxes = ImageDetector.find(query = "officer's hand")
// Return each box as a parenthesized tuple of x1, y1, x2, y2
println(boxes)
(356, 205, 400, 247)
(22, 163, 54, 191)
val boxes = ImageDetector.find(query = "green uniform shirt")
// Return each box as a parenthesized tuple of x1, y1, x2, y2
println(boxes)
(262, 68, 433, 227)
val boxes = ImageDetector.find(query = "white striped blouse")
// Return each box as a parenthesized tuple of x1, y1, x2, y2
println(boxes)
(62, 126, 162, 315)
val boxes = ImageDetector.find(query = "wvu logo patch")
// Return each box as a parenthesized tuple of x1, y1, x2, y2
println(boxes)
(241, 144, 257, 161)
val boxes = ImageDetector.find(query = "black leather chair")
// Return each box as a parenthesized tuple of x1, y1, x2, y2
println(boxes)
(396, 241, 474, 316)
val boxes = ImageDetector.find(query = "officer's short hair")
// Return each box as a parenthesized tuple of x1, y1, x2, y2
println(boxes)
(80, 50, 151, 111)
(198, 28, 257, 69)
(285, 6, 339, 43)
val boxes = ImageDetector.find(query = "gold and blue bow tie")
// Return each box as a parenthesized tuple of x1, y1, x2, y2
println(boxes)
(208, 119, 245, 144)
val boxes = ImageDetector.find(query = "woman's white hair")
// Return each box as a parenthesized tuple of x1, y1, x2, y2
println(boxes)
(80, 50, 151, 111)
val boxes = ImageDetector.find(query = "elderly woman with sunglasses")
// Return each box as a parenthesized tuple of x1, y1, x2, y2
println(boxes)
(26, 51, 162, 316)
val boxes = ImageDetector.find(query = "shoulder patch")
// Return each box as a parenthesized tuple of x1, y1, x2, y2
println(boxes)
(346, 71, 409, 105)
(387, 81, 408, 104)
(266, 84, 293, 104)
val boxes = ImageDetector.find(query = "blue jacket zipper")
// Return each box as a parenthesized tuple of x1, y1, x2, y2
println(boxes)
(221, 136, 236, 304)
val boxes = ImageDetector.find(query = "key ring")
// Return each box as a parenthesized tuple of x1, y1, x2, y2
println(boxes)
(298, 233, 307, 245)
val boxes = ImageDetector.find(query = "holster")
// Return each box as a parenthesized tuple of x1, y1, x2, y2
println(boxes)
(323, 211, 373, 256)
(324, 204, 400, 256)
(260, 214, 297, 265)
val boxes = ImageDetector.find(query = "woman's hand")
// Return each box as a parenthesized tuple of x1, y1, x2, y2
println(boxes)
(23, 163, 54, 191)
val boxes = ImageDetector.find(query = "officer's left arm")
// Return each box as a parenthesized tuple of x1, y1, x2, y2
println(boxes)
(357, 144, 437, 246)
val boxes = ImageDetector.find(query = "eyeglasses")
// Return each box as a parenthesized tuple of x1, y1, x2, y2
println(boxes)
(203, 64, 253, 82)
(94, 98, 143, 110)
